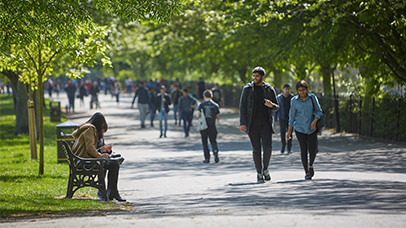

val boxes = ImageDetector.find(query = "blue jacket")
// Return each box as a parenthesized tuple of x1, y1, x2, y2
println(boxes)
(288, 93, 323, 135)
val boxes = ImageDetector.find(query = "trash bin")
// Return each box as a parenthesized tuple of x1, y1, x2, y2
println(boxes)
(56, 121, 78, 163)
(50, 101, 61, 122)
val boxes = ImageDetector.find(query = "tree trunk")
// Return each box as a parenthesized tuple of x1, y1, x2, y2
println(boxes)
(3, 70, 29, 135)
(238, 68, 248, 84)
(320, 64, 332, 95)
(273, 69, 283, 91)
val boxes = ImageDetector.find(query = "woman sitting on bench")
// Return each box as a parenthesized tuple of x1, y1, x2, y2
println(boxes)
(72, 112, 126, 202)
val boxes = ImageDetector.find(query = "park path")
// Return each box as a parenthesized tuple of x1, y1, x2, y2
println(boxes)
(2, 91, 406, 227)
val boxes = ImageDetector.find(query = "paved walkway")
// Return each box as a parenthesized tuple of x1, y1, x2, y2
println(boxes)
(2, 92, 406, 227)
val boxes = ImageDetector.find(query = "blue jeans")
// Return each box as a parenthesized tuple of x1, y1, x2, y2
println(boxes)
(149, 107, 155, 126)
(173, 104, 179, 124)
(181, 111, 192, 136)
(138, 103, 149, 126)
(158, 110, 168, 136)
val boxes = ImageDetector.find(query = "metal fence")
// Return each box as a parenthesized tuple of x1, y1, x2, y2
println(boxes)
(219, 84, 406, 142)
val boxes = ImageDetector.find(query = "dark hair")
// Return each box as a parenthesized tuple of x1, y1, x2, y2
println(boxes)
(295, 80, 309, 91)
(252, 67, 266, 77)
(283, 84, 291, 89)
(82, 112, 108, 140)
(203, 90, 212, 98)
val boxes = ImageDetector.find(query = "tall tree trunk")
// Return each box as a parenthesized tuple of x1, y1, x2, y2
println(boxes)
(273, 69, 283, 91)
(320, 64, 332, 95)
(3, 70, 29, 135)
(238, 68, 248, 84)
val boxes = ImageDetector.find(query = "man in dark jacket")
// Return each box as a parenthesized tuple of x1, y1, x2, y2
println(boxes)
(131, 81, 149, 128)
(274, 84, 294, 154)
(155, 85, 171, 138)
(239, 66, 279, 183)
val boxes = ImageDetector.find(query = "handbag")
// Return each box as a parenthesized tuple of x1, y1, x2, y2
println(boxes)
(197, 110, 208, 131)
(310, 95, 325, 135)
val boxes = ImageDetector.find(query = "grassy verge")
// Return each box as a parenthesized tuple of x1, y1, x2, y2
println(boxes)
(0, 94, 120, 218)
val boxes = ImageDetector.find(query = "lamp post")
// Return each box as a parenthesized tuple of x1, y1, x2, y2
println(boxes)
(331, 67, 340, 132)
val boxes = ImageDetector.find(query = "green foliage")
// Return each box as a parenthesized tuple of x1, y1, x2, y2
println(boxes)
(0, 95, 119, 217)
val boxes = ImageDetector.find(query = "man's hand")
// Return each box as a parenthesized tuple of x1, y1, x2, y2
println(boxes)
(240, 125, 247, 133)
(264, 99, 274, 108)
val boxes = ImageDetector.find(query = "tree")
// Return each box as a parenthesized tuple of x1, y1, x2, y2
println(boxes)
(0, 0, 181, 175)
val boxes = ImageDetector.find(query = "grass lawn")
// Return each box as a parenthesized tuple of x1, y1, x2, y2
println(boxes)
(0, 94, 121, 218)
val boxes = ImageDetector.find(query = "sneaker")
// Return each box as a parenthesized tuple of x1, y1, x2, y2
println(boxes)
(305, 173, 312, 180)
(214, 151, 219, 163)
(263, 169, 271, 181)
(257, 173, 265, 183)
(309, 166, 314, 177)
(203, 159, 210, 164)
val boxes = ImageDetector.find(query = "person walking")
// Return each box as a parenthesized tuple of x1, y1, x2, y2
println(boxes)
(78, 81, 86, 107)
(287, 80, 323, 181)
(196, 77, 206, 100)
(148, 87, 157, 127)
(198, 90, 220, 164)
(113, 79, 121, 104)
(64, 80, 76, 113)
(131, 81, 149, 128)
(155, 86, 171, 138)
(89, 81, 100, 109)
(71, 112, 126, 202)
(274, 84, 294, 154)
(178, 89, 197, 137)
(239, 66, 279, 183)
(171, 85, 182, 126)
(211, 83, 225, 107)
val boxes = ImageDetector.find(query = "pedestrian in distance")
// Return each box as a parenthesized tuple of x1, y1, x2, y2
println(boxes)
(274, 84, 294, 154)
(196, 77, 206, 100)
(198, 90, 220, 164)
(112, 79, 121, 104)
(239, 66, 279, 183)
(131, 81, 150, 129)
(78, 81, 86, 107)
(287, 80, 323, 181)
(211, 83, 225, 107)
(124, 77, 133, 96)
(155, 85, 171, 138)
(89, 81, 101, 109)
(171, 85, 182, 126)
(188, 86, 198, 127)
(64, 80, 76, 113)
(178, 89, 197, 137)
(71, 112, 126, 202)
(148, 87, 157, 127)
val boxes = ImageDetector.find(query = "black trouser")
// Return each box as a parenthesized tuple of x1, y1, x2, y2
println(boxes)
(295, 131, 318, 174)
(279, 119, 292, 152)
(200, 124, 218, 160)
(104, 159, 120, 194)
(248, 117, 272, 174)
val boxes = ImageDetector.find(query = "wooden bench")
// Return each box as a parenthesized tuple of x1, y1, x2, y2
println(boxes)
(60, 140, 108, 200)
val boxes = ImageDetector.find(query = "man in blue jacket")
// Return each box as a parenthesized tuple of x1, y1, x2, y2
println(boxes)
(239, 67, 279, 183)
(274, 84, 294, 154)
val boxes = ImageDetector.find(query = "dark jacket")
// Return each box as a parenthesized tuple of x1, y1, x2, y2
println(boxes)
(155, 93, 171, 113)
(239, 81, 279, 133)
(274, 92, 294, 121)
